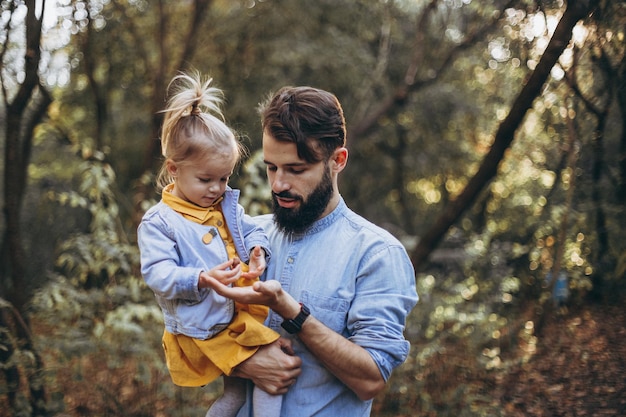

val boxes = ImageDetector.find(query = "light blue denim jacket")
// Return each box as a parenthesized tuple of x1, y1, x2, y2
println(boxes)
(237, 198, 418, 417)
(137, 187, 270, 339)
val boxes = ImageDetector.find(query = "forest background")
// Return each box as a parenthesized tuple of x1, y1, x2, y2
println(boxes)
(1, 0, 625, 416)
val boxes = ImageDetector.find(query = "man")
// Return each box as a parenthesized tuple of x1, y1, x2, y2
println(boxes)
(206, 86, 418, 416)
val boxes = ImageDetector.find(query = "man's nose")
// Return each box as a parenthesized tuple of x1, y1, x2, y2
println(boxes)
(271, 171, 290, 193)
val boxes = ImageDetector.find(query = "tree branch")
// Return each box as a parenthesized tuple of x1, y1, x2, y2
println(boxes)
(411, 0, 600, 271)
(351, 0, 517, 138)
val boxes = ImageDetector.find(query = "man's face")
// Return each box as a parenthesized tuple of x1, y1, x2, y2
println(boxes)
(262, 132, 334, 234)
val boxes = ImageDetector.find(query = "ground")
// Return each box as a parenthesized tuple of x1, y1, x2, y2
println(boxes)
(375, 303, 626, 416)
(2, 301, 624, 416)
(495, 304, 626, 416)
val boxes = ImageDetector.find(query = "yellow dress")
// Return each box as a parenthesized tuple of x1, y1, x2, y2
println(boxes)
(160, 185, 279, 387)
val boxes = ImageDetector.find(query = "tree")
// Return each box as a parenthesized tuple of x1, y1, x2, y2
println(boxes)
(0, 1, 52, 414)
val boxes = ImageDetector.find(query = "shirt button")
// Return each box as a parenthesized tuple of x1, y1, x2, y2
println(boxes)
(287, 257, 294, 263)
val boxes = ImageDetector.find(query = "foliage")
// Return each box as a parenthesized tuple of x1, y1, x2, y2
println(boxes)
(26, 273, 223, 417)
(52, 153, 137, 288)
(238, 149, 272, 216)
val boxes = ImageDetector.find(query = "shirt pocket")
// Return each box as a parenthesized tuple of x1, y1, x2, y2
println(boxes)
(301, 291, 350, 334)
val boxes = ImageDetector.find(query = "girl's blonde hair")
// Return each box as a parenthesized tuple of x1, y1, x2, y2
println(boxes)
(156, 71, 245, 191)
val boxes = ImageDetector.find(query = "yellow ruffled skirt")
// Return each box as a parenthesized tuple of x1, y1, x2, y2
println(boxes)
(162, 308, 279, 387)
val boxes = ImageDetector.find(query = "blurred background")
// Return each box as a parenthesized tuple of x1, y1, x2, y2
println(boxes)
(1, 0, 625, 416)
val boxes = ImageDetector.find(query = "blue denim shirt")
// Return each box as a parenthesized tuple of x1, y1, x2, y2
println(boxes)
(237, 198, 418, 417)
(137, 187, 270, 339)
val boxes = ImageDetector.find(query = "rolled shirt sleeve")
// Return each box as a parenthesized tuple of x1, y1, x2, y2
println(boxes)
(347, 244, 417, 381)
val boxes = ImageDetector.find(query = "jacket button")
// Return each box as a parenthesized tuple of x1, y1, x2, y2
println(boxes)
(202, 229, 217, 244)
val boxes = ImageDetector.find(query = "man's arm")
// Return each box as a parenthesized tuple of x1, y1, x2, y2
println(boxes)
(205, 279, 386, 400)
(296, 313, 385, 400)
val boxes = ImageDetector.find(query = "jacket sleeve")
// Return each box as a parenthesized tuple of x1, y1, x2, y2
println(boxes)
(237, 203, 272, 264)
(137, 213, 203, 301)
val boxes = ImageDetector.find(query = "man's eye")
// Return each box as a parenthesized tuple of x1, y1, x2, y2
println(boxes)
(266, 166, 277, 172)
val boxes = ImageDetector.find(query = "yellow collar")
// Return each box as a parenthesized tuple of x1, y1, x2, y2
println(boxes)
(162, 183, 223, 223)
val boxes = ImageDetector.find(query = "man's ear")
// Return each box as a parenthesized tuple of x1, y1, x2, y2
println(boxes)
(331, 147, 348, 173)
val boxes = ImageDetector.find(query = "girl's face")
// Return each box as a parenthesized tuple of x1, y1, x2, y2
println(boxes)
(167, 153, 236, 208)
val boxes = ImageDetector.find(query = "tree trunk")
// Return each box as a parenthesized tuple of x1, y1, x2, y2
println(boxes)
(410, 0, 600, 271)
(83, 6, 108, 151)
(1, 1, 52, 415)
(616, 53, 626, 203)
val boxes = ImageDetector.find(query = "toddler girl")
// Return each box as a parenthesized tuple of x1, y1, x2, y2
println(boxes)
(138, 71, 281, 417)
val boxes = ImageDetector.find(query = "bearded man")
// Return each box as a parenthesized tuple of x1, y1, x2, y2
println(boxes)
(206, 86, 418, 417)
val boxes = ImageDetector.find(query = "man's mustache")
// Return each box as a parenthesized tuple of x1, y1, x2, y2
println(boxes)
(273, 191, 301, 200)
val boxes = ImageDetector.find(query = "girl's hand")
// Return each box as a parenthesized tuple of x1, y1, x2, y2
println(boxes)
(198, 258, 241, 288)
(241, 246, 266, 279)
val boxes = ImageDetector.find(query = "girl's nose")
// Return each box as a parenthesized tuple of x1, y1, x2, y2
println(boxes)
(209, 181, 221, 193)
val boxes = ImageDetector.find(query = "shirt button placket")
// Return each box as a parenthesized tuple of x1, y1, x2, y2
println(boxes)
(272, 244, 298, 329)
(281, 251, 297, 291)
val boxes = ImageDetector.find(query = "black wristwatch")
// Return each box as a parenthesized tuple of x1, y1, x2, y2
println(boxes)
(281, 303, 310, 334)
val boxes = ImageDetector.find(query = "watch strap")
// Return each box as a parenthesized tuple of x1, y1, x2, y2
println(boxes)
(280, 303, 310, 334)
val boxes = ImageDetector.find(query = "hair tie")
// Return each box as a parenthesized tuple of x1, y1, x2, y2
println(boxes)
(191, 103, 201, 115)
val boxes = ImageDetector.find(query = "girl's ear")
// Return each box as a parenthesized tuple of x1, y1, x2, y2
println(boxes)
(165, 159, 178, 177)
(331, 147, 348, 173)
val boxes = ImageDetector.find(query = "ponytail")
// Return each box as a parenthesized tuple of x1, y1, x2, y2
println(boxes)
(160, 71, 226, 157)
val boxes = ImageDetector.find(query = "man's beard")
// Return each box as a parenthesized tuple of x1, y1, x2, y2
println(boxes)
(272, 168, 333, 235)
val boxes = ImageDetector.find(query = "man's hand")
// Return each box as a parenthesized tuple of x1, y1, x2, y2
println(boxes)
(203, 277, 301, 319)
(232, 338, 302, 395)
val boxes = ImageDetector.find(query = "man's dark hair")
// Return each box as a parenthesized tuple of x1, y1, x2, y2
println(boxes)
(260, 86, 346, 163)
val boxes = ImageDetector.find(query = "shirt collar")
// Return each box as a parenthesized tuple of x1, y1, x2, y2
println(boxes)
(162, 183, 223, 222)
